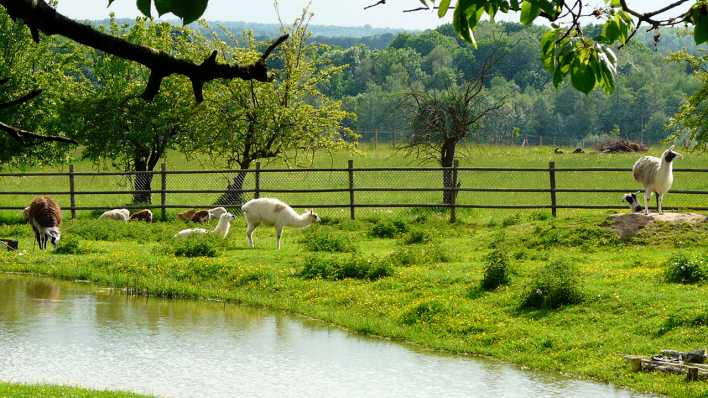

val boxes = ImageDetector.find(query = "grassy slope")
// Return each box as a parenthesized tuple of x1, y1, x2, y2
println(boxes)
(1, 210, 707, 397)
(1, 145, 707, 221)
(0, 382, 152, 398)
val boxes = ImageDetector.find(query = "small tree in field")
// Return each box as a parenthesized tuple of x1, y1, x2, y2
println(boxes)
(64, 18, 196, 204)
(404, 53, 503, 205)
(190, 13, 354, 206)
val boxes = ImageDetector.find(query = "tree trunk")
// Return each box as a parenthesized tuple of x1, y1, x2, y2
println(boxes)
(441, 139, 457, 205)
(214, 160, 252, 208)
(132, 150, 163, 205)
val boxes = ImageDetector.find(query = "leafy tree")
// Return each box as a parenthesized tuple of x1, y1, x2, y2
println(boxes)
(63, 18, 197, 204)
(669, 50, 707, 148)
(188, 16, 354, 206)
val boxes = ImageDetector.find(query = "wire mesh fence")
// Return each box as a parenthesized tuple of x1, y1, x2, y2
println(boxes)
(1, 161, 707, 221)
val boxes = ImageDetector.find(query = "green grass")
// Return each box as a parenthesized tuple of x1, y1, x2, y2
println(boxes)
(0, 382, 152, 398)
(1, 211, 708, 397)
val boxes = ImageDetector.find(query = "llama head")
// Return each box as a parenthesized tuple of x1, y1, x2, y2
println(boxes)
(220, 212, 235, 223)
(663, 145, 682, 163)
(210, 207, 228, 218)
(307, 210, 321, 224)
(48, 228, 61, 248)
(623, 193, 642, 212)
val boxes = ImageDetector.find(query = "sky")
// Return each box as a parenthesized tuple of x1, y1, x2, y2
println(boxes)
(56, 1, 692, 30)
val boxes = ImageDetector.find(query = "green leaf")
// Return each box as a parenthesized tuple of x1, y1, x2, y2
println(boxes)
(438, 0, 451, 17)
(695, 13, 708, 45)
(136, 0, 151, 17)
(154, 0, 173, 16)
(520, 1, 540, 25)
(600, 18, 620, 43)
(453, 0, 477, 47)
(169, 0, 209, 24)
(571, 59, 596, 94)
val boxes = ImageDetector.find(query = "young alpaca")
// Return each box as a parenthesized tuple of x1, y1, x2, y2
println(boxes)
(99, 209, 130, 222)
(623, 193, 642, 213)
(129, 209, 153, 223)
(177, 209, 197, 221)
(190, 207, 228, 223)
(241, 198, 321, 250)
(633, 145, 682, 215)
(174, 212, 235, 239)
(27, 196, 62, 250)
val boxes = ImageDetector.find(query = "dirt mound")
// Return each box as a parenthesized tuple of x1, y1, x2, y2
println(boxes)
(608, 212, 708, 239)
(596, 139, 647, 153)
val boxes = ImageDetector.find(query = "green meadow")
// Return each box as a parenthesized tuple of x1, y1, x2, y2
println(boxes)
(0, 382, 152, 398)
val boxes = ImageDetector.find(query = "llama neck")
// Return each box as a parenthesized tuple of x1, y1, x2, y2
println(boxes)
(213, 218, 231, 237)
(291, 213, 312, 228)
(659, 160, 674, 175)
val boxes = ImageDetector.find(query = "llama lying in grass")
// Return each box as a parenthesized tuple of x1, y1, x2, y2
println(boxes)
(191, 207, 228, 223)
(130, 209, 153, 223)
(27, 196, 62, 250)
(99, 209, 130, 222)
(174, 212, 235, 239)
(633, 145, 682, 214)
(177, 209, 196, 221)
(241, 198, 320, 250)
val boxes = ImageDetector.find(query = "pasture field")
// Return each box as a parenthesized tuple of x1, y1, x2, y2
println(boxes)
(1, 208, 707, 397)
(1, 145, 707, 221)
(0, 382, 151, 397)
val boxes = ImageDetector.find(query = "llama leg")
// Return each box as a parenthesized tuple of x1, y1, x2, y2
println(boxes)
(275, 225, 283, 250)
(643, 191, 651, 215)
(657, 193, 663, 214)
(246, 224, 256, 248)
(32, 226, 40, 250)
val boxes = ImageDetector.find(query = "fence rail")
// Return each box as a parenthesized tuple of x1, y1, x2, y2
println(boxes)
(1, 161, 707, 222)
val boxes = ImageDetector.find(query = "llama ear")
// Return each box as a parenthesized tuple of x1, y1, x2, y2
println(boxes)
(669, 145, 675, 150)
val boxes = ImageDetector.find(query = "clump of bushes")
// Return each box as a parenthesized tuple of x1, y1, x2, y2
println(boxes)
(480, 249, 511, 291)
(664, 253, 706, 284)
(401, 300, 446, 325)
(520, 259, 583, 309)
(53, 238, 87, 255)
(368, 219, 408, 239)
(299, 255, 393, 281)
(403, 229, 433, 245)
(303, 229, 356, 253)
(174, 237, 219, 258)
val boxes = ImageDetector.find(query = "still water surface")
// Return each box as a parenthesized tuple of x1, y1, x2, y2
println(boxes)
(0, 276, 654, 398)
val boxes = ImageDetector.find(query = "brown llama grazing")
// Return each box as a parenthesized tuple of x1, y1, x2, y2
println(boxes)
(191, 210, 210, 223)
(129, 209, 153, 223)
(27, 196, 62, 250)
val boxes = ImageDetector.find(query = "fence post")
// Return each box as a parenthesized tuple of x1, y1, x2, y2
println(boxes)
(348, 159, 355, 220)
(160, 163, 167, 221)
(69, 164, 76, 220)
(548, 161, 557, 217)
(450, 160, 459, 223)
(255, 162, 261, 199)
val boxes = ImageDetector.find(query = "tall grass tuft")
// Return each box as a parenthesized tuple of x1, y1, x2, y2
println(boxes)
(302, 229, 356, 252)
(520, 259, 583, 309)
(664, 253, 706, 284)
(368, 219, 408, 239)
(299, 255, 393, 280)
(174, 237, 219, 258)
(480, 249, 511, 290)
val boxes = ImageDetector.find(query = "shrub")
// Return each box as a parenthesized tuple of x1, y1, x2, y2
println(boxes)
(501, 214, 521, 227)
(403, 229, 433, 245)
(299, 255, 393, 281)
(368, 220, 408, 239)
(480, 249, 511, 290)
(664, 254, 706, 284)
(53, 238, 86, 255)
(528, 211, 550, 221)
(174, 238, 219, 258)
(401, 300, 445, 325)
(303, 229, 356, 253)
(520, 259, 583, 309)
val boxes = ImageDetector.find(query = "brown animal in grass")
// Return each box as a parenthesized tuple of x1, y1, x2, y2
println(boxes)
(130, 209, 153, 223)
(27, 196, 62, 250)
(191, 210, 210, 223)
(176, 209, 197, 221)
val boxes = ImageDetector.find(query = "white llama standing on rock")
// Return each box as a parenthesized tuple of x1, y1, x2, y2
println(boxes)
(632, 145, 682, 215)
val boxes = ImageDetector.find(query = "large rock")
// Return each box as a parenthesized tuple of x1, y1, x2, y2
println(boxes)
(608, 212, 708, 239)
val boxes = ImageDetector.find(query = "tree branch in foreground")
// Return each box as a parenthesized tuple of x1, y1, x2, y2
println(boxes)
(0, 121, 78, 145)
(0, 0, 289, 102)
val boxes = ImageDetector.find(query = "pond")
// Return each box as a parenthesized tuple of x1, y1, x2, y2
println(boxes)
(0, 275, 653, 398)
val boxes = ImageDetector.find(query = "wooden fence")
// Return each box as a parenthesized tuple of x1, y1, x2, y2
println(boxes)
(1, 161, 707, 222)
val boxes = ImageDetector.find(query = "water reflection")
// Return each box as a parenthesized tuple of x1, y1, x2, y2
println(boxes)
(0, 276, 654, 398)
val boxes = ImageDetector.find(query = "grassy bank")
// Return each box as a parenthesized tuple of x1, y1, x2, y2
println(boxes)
(0, 382, 152, 398)
(1, 211, 707, 397)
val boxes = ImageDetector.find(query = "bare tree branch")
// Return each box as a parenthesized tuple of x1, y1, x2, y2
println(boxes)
(0, 0, 289, 103)
(0, 89, 42, 110)
(0, 121, 78, 145)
